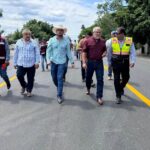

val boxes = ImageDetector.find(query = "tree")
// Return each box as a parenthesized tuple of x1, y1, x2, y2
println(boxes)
(79, 25, 95, 39)
(81, 25, 85, 30)
(95, 13, 118, 39)
(112, 0, 150, 54)
(23, 19, 54, 41)
(79, 0, 124, 39)
(7, 19, 55, 44)
(7, 29, 22, 44)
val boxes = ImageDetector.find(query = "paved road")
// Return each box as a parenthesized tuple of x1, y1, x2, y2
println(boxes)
(0, 56, 150, 150)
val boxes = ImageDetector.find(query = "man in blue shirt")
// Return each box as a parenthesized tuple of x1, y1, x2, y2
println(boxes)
(14, 29, 40, 97)
(46, 25, 74, 104)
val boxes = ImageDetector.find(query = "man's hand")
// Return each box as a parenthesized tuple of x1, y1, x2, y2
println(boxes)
(5, 61, 10, 66)
(82, 62, 87, 70)
(47, 61, 51, 66)
(102, 51, 107, 58)
(130, 63, 135, 68)
(35, 64, 39, 69)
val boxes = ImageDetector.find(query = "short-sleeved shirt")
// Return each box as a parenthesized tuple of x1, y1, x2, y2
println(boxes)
(83, 36, 106, 60)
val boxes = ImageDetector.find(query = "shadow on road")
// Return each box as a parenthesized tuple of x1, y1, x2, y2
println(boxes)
(1, 91, 54, 104)
(64, 82, 84, 89)
(62, 98, 96, 110)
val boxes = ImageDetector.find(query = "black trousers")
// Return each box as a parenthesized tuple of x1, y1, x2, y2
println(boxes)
(81, 61, 86, 80)
(112, 59, 130, 98)
(17, 66, 36, 93)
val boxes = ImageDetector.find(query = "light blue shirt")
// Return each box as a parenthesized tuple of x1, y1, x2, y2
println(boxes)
(46, 36, 74, 64)
(107, 38, 136, 65)
(14, 38, 40, 68)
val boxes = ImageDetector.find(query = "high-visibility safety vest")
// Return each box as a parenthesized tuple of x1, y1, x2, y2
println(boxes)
(112, 37, 133, 55)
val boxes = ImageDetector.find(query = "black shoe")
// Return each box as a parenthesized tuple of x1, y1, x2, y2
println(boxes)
(7, 83, 11, 90)
(91, 83, 96, 88)
(116, 97, 122, 104)
(21, 88, 26, 95)
(86, 89, 90, 95)
(57, 97, 63, 104)
(121, 90, 124, 96)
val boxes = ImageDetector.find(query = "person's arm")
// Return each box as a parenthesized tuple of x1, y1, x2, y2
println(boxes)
(46, 38, 53, 63)
(82, 40, 88, 69)
(13, 41, 19, 68)
(130, 43, 136, 67)
(4, 40, 10, 62)
(34, 41, 40, 68)
(106, 39, 112, 65)
(102, 41, 107, 58)
(66, 41, 74, 65)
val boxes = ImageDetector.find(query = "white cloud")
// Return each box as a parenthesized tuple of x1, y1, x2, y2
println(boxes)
(0, 0, 102, 39)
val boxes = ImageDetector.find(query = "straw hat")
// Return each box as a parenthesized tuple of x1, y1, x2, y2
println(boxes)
(52, 25, 67, 34)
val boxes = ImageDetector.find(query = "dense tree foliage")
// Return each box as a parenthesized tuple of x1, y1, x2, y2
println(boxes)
(79, 0, 150, 54)
(7, 19, 54, 44)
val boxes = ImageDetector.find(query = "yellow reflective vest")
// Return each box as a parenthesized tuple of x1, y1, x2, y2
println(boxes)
(112, 37, 133, 55)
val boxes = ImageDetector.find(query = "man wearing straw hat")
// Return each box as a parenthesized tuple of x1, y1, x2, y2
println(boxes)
(46, 25, 74, 104)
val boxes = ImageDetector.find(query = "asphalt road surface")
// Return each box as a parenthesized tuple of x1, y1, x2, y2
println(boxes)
(0, 56, 150, 150)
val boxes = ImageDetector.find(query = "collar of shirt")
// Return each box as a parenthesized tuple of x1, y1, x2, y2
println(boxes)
(21, 38, 32, 44)
(91, 36, 102, 44)
(55, 35, 65, 41)
(118, 37, 126, 43)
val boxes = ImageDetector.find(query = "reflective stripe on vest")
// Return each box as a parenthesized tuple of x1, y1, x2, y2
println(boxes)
(112, 37, 132, 55)
(0, 56, 5, 59)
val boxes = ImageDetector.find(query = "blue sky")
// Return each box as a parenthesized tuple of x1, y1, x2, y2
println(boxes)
(0, 0, 104, 39)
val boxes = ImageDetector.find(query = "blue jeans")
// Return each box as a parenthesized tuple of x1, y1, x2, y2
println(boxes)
(63, 57, 69, 79)
(86, 60, 104, 99)
(41, 55, 47, 71)
(0, 65, 10, 87)
(51, 62, 66, 98)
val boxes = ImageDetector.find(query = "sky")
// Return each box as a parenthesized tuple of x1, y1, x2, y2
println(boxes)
(0, 0, 104, 40)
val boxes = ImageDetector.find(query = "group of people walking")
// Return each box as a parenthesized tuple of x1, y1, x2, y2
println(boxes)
(0, 25, 136, 105)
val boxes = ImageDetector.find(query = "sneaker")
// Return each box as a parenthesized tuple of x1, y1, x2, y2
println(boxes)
(21, 88, 26, 95)
(57, 97, 63, 104)
(116, 97, 122, 104)
(86, 89, 90, 95)
(27, 92, 32, 97)
(97, 98, 104, 105)
(108, 76, 112, 80)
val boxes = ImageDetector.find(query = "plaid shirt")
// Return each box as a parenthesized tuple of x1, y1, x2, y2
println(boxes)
(14, 39, 40, 68)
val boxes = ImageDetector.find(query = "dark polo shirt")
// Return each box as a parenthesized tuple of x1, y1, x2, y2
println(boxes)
(83, 36, 106, 61)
